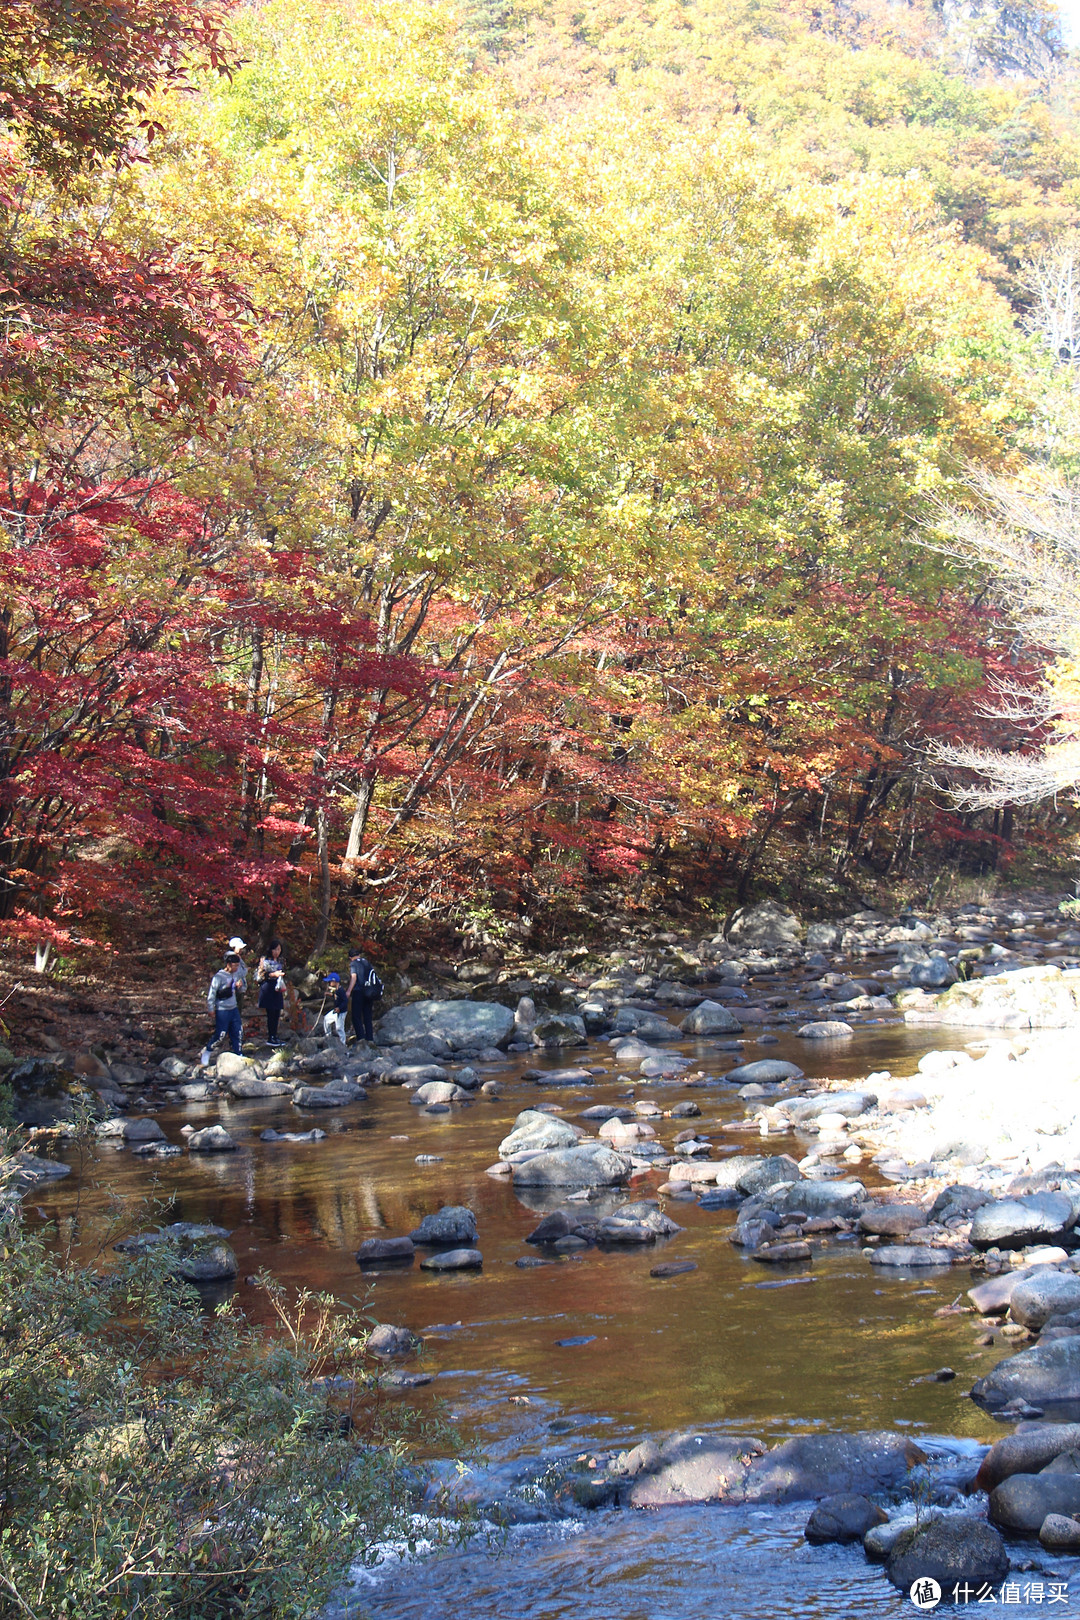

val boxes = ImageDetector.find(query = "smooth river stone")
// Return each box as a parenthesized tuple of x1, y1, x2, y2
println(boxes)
(419, 1248, 483, 1271)
(724, 1060, 805, 1084)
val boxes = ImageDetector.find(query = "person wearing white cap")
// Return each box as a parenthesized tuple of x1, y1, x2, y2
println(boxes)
(227, 936, 249, 1018)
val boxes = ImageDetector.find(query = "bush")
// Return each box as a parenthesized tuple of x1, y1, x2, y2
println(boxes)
(0, 1147, 452, 1619)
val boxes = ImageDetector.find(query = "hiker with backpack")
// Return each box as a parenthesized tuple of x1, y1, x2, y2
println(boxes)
(347, 949, 383, 1043)
(206, 951, 244, 1056)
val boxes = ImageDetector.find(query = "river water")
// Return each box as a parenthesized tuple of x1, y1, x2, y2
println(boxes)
(34, 1016, 1079, 1617)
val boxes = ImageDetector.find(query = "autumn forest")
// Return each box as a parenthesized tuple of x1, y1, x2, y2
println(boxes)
(4, 0, 1080, 966)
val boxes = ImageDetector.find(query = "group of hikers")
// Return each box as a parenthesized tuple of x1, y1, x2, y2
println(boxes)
(204, 937, 383, 1058)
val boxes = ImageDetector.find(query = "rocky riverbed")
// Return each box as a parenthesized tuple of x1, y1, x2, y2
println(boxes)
(11, 891, 1080, 1612)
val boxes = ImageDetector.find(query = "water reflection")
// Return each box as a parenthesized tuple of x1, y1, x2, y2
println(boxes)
(36, 1020, 1002, 1452)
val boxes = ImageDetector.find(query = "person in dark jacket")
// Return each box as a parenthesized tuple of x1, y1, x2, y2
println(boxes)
(207, 952, 243, 1056)
(347, 951, 378, 1042)
(256, 939, 286, 1046)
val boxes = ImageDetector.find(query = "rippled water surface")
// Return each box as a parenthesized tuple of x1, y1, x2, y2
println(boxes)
(36, 1017, 1046, 1617)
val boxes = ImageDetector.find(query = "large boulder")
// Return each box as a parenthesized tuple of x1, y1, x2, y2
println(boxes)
(611, 1429, 925, 1511)
(375, 999, 515, 1051)
(1010, 1270, 1080, 1330)
(975, 1425, 1080, 1493)
(619, 1435, 766, 1508)
(498, 1109, 579, 1159)
(511, 1144, 631, 1188)
(409, 1205, 478, 1245)
(680, 1000, 743, 1036)
(726, 901, 803, 951)
(970, 1192, 1076, 1251)
(907, 964, 1080, 1029)
(885, 1518, 1009, 1593)
(989, 1471, 1080, 1534)
(971, 1335, 1080, 1411)
(741, 1431, 927, 1504)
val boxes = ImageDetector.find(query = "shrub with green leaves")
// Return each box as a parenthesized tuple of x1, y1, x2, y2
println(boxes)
(0, 1152, 450, 1619)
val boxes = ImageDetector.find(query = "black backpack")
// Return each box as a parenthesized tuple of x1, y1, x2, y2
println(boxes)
(351, 957, 384, 1001)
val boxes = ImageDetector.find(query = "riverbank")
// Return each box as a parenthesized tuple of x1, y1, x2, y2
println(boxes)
(11, 891, 1080, 1614)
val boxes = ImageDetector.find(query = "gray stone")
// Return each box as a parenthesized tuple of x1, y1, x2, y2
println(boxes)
(930, 1184, 992, 1223)
(174, 1237, 237, 1283)
(1011, 1271, 1080, 1330)
(291, 1080, 367, 1108)
(13, 1152, 72, 1187)
(410, 1081, 468, 1106)
(356, 1237, 415, 1264)
(796, 1021, 855, 1039)
(970, 1193, 1075, 1250)
(409, 1206, 478, 1245)
(726, 902, 803, 950)
(387, 1064, 451, 1086)
(735, 1155, 801, 1197)
(804, 1494, 887, 1545)
(420, 1248, 483, 1271)
(610, 1009, 683, 1041)
(724, 1060, 804, 1085)
(679, 1000, 743, 1036)
(886, 1517, 1008, 1592)
(215, 1052, 258, 1081)
(990, 1472, 1080, 1534)
(531, 1014, 587, 1049)
(968, 1266, 1047, 1315)
(908, 964, 1080, 1029)
(226, 1075, 292, 1098)
(975, 1427, 1080, 1493)
(751, 1241, 813, 1263)
(908, 956, 957, 988)
(858, 1204, 926, 1237)
(511, 1144, 631, 1188)
(741, 1431, 927, 1504)
(367, 1323, 421, 1357)
(188, 1125, 237, 1153)
(123, 1117, 165, 1143)
(499, 1110, 579, 1159)
(972, 1335, 1080, 1411)
(375, 1000, 515, 1051)
(759, 1179, 867, 1219)
(869, 1245, 948, 1268)
(1039, 1513, 1080, 1551)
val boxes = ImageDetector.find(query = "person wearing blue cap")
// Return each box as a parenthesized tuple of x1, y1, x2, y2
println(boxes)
(322, 971, 348, 1042)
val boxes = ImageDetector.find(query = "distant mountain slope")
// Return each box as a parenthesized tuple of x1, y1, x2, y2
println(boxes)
(466, 0, 1080, 287)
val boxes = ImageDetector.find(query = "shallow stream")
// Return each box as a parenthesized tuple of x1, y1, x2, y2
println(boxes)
(33, 1018, 1078, 1616)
